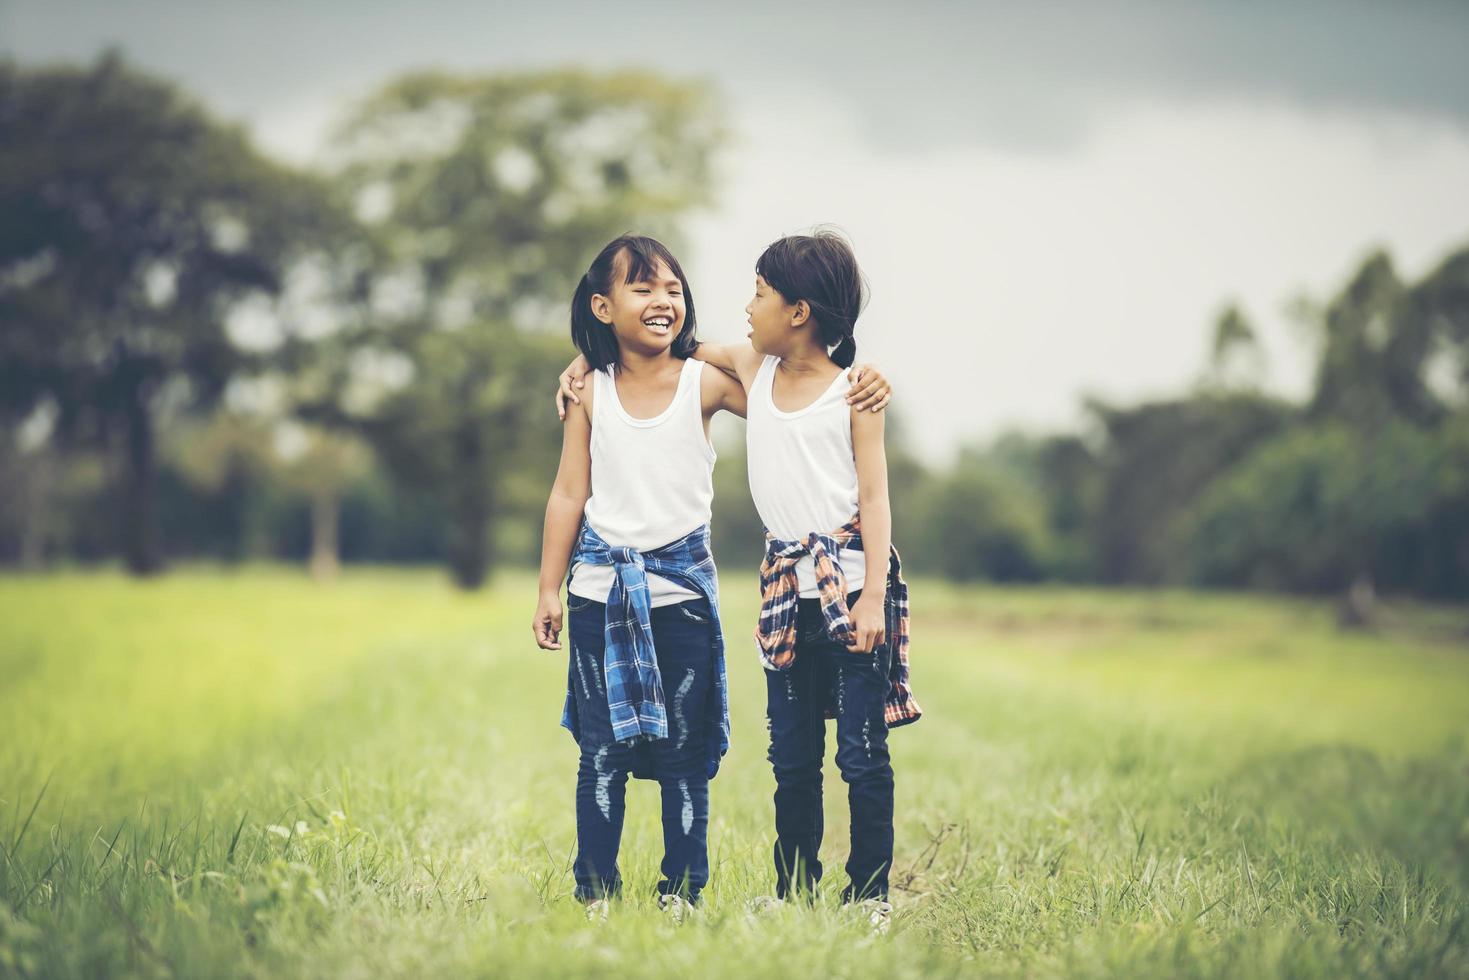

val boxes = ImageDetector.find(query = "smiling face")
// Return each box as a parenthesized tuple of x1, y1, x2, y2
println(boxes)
(590, 251, 687, 358)
(745, 273, 802, 356)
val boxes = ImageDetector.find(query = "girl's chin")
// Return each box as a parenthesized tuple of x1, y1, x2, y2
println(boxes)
(620, 333, 676, 355)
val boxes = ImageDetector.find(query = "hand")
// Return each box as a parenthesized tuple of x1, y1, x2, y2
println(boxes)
(533, 592, 564, 650)
(845, 595, 886, 653)
(556, 354, 593, 420)
(847, 364, 892, 413)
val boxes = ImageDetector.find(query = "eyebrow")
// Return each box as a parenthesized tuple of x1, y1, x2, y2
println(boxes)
(636, 277, 683, 288)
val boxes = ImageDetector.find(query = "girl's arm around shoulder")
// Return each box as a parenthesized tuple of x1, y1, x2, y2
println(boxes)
(693, 341, 764, 391)
(692, 342, 891, 413)
(848, 405, 891, 654)
(555, 353, 599, 421)
(533, 394, 593, 650)
(700, 360, 748, 420)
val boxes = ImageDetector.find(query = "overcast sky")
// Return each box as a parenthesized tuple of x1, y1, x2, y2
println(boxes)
(6, 0, 1468, 459)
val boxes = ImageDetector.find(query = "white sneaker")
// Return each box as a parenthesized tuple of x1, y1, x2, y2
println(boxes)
(658, 893, 696, 922)
(584, 898, 610, 922)
(858, 898, 892, 934)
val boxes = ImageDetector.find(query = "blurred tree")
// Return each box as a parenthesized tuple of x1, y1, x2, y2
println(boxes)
(1297, 248, 1460, 617)
(335, 471, 447, 564)
(165, 413, 278, 561)
(1308, 250, 1442, 427)
(1180, 244, 1469, 612)
(709, 435, 765, 573)
(0, 401, 60, 566)
(914, 447, 1050, 582)
(1403, 246, 1469, 600)
(1405, 244, 1469, 396)
(270, 423, 371, 581)
(1203, 303, 1266, 391)
(1032, 434, 1104, 580)
(1089, 393, 1295, 584)
(939, 432, 1102, 580)
(324, 69, 722, 587)
(1211, 304, 1256, 361)
(884, 411, 935, 566)
(347, 327, 566, 587)
(1182, 423, 1448, 606)
(0, 53, 346, 573)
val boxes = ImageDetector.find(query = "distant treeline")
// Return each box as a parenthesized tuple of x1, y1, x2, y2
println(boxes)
(2, 54, 1466, 609)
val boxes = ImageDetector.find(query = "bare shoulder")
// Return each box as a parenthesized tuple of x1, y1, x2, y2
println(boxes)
(575, 366, 597, 419)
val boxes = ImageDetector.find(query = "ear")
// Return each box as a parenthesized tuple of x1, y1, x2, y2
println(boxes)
(590, 292, 614, 325)
(791, 300, 811, 328)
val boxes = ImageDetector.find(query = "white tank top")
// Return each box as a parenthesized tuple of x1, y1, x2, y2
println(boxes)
(746, 355, 866, 598)
(569, 357, 716, 607)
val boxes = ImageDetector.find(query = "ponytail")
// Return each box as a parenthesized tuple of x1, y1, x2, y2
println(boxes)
(828, 333, 856, 368)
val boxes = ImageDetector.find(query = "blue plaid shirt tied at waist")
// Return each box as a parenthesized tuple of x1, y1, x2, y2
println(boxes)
(561, 520, 730, 779)
(755, 515, 921, 728)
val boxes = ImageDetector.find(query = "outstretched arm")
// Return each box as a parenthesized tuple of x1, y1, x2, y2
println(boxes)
(699, 361, 748, 421)
(692, 341, 763, 388)
(695, 339, 894, 412)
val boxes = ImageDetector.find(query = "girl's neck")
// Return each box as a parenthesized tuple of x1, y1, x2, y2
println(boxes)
(614, 347, 679, 379)
(777, 341, 836, 375)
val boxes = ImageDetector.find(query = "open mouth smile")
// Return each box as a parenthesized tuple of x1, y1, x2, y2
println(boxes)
(644, 316, 673, 335)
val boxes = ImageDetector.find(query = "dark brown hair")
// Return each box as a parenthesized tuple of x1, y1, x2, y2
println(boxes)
(571, 235, 698, 370)
(755, 229, 867, 367)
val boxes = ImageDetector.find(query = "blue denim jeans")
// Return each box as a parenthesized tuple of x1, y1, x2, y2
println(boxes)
(765, 588, 895, 901)
(566, 594, 715, 901)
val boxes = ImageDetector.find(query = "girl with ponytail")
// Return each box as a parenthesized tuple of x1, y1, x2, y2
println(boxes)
(686, 228, 919, 924)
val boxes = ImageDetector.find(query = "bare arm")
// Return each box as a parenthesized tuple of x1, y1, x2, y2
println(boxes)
(555, 345, 893, 416)
(533, 394, 593, 650)
(693, 341, 764, 389)
(555, 354, 592, 421)
(554, 345, 759, 419)
(846, 363, 893, 413)
(699, 361, 748, 421)
(848, 404, 890, 653)
(696, 340, 894, 412)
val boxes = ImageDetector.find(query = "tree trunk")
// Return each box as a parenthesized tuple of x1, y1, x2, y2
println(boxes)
(121, 380, 164, 575)
(449, 503, 490, 590)
(18, 453, 50, 569)
(309, 489, 340, 582)
(1338, 569, 1377, 629)
(447, 417, 492, 590)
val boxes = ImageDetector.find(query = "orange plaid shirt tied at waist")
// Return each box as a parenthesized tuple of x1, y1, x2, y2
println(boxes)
(755, 516, 921, 728)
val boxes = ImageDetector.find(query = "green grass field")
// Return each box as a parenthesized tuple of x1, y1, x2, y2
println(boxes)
(2, 569, 1467, 978)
